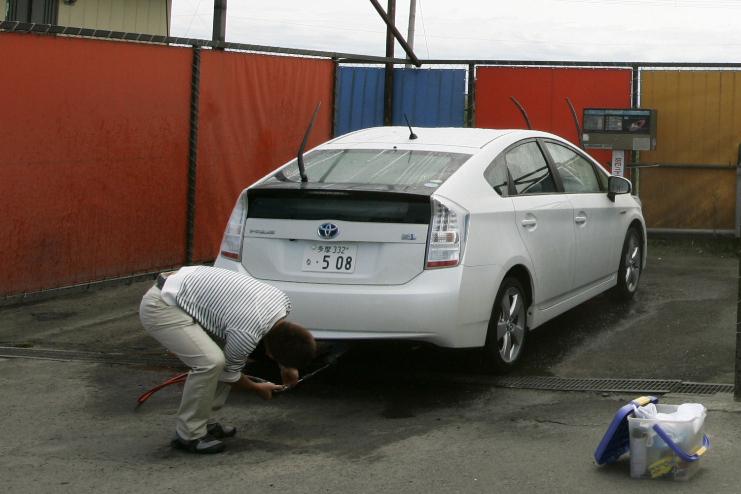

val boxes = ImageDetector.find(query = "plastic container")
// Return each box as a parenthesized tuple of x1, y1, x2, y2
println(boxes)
(594, 396, 659, 466)
(627, 404, 709, 480)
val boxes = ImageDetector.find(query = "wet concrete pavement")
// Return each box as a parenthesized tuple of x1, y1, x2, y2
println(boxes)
(1, 241, 739, 492)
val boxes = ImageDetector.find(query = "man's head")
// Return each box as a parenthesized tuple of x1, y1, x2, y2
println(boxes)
(263, 320, 316, 369)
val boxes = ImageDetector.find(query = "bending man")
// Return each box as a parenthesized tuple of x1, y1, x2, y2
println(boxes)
(139, 266, 316, 454)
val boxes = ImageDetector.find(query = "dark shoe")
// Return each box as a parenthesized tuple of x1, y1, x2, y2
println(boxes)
(170, 433, 225, 454)
(207, 422, 237, 439)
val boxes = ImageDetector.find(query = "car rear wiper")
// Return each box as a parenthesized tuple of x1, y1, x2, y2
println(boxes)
(297, 102, 322, 183)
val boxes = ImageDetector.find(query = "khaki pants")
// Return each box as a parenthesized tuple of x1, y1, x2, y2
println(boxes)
(139, 285, 231, 440)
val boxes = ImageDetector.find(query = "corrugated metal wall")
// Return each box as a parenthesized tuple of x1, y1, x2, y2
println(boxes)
(334, 67, 466, 136)
(639, 71, 741, 230)
(1, 0, 7, 20)
(334, 67, 385, 136)
(57, 0, 170, 35)
(392, 68, 466, 128)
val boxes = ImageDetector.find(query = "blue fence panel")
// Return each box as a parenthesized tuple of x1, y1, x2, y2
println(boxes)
(392, 68, 466, 128)
(334, 67, 384, 136)
(334, 67, 466, 137)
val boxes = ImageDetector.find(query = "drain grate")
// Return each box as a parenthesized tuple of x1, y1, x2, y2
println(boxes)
(492, 376, 681, 394)
(490, 376, 734, 395)
(672, 382, 735, 395)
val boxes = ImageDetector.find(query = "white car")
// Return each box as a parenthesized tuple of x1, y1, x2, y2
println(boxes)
(215, 127, 646, 371)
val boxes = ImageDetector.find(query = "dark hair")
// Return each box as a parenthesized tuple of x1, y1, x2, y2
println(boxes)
(263, 320, 316, 369)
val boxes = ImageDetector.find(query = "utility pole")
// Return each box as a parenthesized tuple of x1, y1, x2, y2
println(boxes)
(405, 0, 417, 68)
(213, 0, 227, 49)
(384, 0, 396, 126)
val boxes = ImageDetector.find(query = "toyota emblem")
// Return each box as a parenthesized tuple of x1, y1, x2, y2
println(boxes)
(317, 223, 339, 240)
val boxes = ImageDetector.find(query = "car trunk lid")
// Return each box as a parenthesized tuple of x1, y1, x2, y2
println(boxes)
(241, 185, 431, 285)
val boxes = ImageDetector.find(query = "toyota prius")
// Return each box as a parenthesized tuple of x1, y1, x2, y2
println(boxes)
(215, 127, 645, 371)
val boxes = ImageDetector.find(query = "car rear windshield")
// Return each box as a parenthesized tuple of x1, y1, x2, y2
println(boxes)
(266, 149, 471, 188)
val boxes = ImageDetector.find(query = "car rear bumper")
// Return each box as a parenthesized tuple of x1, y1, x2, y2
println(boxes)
(215, 257, 499, 348)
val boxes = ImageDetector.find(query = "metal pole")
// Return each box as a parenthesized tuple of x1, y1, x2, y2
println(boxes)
(384, 0, 396, 126)
(405, 0, 416, 69)
(369, 0, 420, 66)
(212, 0, 227, 48)
(736, 239, 741, 400)
(631, 65, 640, 194)
(736, 144, 741, 238)
(186, 46, 201, 265)
(467, 63, 475, 127)
(736, 143, 741, 400)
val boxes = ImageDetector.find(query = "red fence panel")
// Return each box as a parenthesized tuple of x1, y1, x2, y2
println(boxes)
(194, 51, 334, 261)
(475, 67, 633, 168)
(0, 33, 192, 296)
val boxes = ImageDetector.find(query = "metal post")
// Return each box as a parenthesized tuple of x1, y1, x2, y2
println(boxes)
(383, 0, 396, 126)
(467, 63, 475, 127)
(736, 241, 741, 400)
(332, 60, 340, 138)
(405, 0, 416, 69)
(212, 0, 227, 48)
(631, 65, 640, 194)
(736, 144, 741, 238)
(736, 143, 741, 401)
(369, 0, 420, 66)
(185, 47, 201, 265)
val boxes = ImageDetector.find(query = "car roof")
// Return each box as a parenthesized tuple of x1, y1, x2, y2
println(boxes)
(329, 126, 526, 150)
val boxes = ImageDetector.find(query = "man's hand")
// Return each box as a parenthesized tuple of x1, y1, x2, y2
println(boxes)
(280, 366, 300, 387)
(233, 375, 285, 400)
(252, 381, 286, 401)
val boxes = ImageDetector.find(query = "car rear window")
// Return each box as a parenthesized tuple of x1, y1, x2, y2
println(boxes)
(266, 149, 471, 188)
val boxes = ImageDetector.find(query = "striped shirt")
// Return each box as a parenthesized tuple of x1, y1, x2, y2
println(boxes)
(167, 266, 291, 382)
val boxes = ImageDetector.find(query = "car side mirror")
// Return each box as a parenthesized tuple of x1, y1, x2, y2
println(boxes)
(607, 176, 632, 202)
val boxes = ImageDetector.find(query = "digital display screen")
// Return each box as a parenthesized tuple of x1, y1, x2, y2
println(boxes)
(583, 109, 652, 134)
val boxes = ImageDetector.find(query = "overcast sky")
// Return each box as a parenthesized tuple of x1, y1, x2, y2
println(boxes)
(171, 0, 741, 63)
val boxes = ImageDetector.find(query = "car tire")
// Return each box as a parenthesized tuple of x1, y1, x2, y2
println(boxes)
(482, 277, 528, 373)
(614, 227, 642, 300)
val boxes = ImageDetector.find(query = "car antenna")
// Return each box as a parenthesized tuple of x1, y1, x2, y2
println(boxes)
(565, 97, 584, 149)
(509, 96, 532, 130)
(297, 102, 321, 183)
(404, 114, 418, 140)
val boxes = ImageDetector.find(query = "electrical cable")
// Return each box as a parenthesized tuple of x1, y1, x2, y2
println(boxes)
(417, 0, 431, 59)
(183, 0, 204, 38)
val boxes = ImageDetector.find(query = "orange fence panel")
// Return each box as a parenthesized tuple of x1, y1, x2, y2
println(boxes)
(0, 34, 192, 295)
(638, 167, 735, 230)
(639, 71, 741, 230)
(193, 51, 334, 261)
(475, 67, 633, 169)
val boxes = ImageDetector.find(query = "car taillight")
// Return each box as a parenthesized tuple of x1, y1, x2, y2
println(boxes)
(219, 190, 248, 261)
(425, 197, 468, 269)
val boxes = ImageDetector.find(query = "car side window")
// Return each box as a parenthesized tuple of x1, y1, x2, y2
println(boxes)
(544, 142, 603, 193)
(505, 142, 557, 195)
(483, 155, 509, 196)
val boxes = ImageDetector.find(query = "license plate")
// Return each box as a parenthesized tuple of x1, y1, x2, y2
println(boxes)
(302, 243, 357, 273)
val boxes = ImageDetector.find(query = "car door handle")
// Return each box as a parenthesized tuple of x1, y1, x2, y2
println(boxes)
(521, 218, 537, 227)
(575, 215, 587, 225)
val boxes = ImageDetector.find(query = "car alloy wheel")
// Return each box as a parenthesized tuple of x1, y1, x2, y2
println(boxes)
(497, 285, 526, 363)
(624, 232, 641, 293)
(484, 277, 527, 372)
(615, 228, 642, 300)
